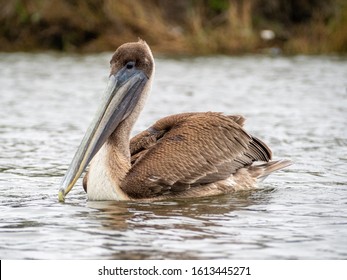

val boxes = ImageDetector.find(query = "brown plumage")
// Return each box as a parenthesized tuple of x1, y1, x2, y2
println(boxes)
(121, 112, 287, 199)
(60, 39, 291, 202)
(83, 111, 290, 200)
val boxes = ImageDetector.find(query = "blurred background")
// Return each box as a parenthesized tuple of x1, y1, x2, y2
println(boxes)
(1, 0, 346, 54)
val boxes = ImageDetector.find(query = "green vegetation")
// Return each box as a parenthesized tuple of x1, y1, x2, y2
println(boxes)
(0, 0, 346, 54)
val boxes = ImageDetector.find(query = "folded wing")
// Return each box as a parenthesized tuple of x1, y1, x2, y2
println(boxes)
(123, 112, 271, 198)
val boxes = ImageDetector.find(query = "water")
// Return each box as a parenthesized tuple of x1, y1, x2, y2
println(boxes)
(0, 52, 346, 259)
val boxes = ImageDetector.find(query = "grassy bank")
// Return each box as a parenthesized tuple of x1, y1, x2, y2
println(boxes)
(0, 0, 346, 54)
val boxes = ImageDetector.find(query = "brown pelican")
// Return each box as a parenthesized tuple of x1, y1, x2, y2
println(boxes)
(58, 39, 291, 202)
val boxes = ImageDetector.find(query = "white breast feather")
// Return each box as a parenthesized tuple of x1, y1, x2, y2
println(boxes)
(87, 145, 126, 200)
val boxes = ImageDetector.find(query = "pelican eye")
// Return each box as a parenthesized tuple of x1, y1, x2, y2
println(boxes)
(126, 61, 135, 69)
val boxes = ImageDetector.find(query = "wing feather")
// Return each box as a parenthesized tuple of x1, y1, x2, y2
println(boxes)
(123, 112, 271, 198)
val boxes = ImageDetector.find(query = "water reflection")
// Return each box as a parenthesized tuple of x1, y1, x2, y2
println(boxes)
(88, 190, 268, 228)
(82, 189, 275, 259)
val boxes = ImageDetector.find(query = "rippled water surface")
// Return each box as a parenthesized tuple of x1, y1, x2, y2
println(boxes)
(0, 52, 346, 259)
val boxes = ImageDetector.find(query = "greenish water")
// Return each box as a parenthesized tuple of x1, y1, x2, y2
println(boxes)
(0, 53, 346, 259)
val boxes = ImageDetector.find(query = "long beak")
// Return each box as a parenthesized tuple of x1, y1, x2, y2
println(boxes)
(58, 66, 148, 202)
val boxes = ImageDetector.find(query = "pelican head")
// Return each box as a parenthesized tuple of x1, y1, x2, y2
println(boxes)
(59, 40, 154, 202)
